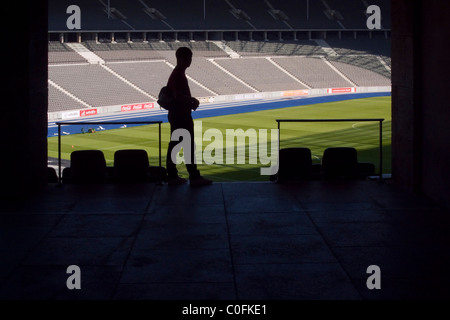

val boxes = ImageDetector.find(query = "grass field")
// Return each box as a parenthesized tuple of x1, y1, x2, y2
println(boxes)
(48, 96, 391, 181)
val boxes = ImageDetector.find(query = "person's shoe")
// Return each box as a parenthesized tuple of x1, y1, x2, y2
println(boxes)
(190, 176, 213, 187)
(167, 176, 188, 186)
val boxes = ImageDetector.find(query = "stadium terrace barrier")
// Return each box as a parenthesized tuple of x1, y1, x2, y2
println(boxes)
(55, 120, 163, 185)
(276, 118, 385, 181)
(48, 29, 391, 44)
(47, 86, 392, 121)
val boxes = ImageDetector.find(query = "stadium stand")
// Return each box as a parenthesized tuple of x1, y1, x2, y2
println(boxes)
(48, 64, 153, 107)
(325, 36, 391, 58)
(47, 0, 391, 113)
(184, 58, 252, 95)
(327, 59, 391, 87)
(48, 41, 88, 64)
(47, 40, 391, 112)
(106, 61, 173, 98)
(72, 40, 228, 62)
(272, 56, 352, 88)
(83, 41, 167, 61)
(224, 40, 327, 56)
(326, 55, 391, 78)
(213, 57, 309, 92)
(109, 59, 214, 98)
(48, 84, 88, 112)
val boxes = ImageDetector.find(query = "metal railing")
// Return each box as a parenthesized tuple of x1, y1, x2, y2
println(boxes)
(55, 121, 163, 185)
(276, 118, 385, 180)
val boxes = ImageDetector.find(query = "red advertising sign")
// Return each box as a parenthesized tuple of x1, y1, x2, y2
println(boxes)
(121, 102, 155, 112)
(327, 87, 356, 94)
(79, 108, 98, 117)
(282, 90, 309, 97)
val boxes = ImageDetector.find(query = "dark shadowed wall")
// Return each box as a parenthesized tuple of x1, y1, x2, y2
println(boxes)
(1, 2, 48, 197)
(391, 0, 450, 207)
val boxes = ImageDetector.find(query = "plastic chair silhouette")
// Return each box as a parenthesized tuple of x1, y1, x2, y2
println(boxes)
(68, 150, 107, 183)
(276, 147, 313, 182)
(321, 147, 358, 179)
(48, 167, 58, 183)
(113, 149, 150, 183)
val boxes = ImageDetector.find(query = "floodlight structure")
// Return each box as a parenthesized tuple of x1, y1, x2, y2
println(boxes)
(324, 9, 343, 21)
(230, 8, 251, 21)
(268, 9, 289, 22)
(99, 0, 127, 20)
(143, 7, 167, 20)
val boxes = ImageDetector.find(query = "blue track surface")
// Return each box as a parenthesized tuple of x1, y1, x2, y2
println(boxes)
(48, 92, 390, 137)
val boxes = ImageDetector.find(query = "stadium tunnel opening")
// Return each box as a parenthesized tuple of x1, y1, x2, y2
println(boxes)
(3, 0, 450, 209)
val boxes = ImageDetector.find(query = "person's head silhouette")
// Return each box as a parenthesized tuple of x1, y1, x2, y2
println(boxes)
(175, 47, 193, 69)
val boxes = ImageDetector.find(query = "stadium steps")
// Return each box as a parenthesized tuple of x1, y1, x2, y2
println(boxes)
(266, 57, 312, 89)
(64, 42, 164, 101)
(377, 55, 391, 73)
(163, 60, 218, 96)
(210, 41, 241, 59)
(313, 39, 339, 56)
(321, 57, 358, 87)
(65, 43, 105, 64)
(48, 79, 92, 109)
(99, 64, 157, 100)
(208, 59, 259, 93)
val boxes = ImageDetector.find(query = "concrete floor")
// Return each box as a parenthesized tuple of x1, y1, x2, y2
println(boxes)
(1, 179, 449, 301)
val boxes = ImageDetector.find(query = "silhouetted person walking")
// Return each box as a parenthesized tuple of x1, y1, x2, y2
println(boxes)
(166, 47, 212, 186)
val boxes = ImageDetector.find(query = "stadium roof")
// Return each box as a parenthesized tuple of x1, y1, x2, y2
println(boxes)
(49, 0, 391, 32)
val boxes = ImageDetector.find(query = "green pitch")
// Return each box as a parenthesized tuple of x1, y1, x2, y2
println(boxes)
(48, 96, 391, 181)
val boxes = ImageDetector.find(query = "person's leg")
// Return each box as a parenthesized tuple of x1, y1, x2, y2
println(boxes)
(167, 115, 211, 186)
(166, 139, 179, 179)
(185, 124, 201, 180)
(166, 117, 186, 185)
(183, 121, 212, 186)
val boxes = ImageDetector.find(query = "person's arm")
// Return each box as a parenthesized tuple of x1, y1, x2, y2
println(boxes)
(171, 72, 200, 111)
(174, 92, 199, 110)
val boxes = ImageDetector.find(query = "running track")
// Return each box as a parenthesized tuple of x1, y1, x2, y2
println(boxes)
(48, 92, 390, 137)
